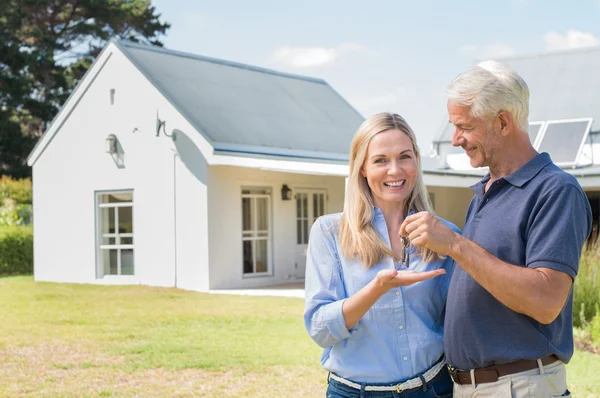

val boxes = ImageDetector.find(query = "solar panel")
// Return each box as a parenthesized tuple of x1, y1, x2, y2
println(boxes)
(528, 122, 544, 148)
(536, 118, 593, 167)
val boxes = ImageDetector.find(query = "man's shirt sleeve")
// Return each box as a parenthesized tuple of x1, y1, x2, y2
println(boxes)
(526, 184, 592, 278)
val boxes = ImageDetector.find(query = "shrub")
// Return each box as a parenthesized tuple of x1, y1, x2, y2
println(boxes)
(0, 176, 32, 227)
(590, 310, 600, 345)
(0, 176, 32, 205)
(0, 203, 33, 226)
(0, 226, 33, 275)
(574, 250, 600, 327)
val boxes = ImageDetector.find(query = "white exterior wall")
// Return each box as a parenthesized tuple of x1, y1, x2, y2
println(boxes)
(173, 132, 210, 291)
(207, 166, 345, 289)
(32, 44, 211, 290)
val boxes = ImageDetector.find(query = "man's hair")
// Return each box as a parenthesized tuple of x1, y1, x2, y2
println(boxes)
(446, 60, 530, 132)
(338, 112, 438, 267)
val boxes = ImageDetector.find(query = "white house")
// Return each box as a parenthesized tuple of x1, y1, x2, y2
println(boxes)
(27, 39, 369, 292)
(27, 40, 481, 292)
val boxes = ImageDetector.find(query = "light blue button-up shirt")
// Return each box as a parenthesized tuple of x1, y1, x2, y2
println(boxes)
(304, 209, 458, 383)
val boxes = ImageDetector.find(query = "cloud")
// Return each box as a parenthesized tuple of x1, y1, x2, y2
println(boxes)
(270, 43, 368, 68)
(544, 30, 599, 51)
(457, 42, 516, 59)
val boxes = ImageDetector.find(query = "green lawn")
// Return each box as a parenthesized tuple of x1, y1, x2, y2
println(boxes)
(0, 276, 598, 397)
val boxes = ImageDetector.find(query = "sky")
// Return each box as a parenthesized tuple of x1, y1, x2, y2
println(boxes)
(150, 0, 600, 152)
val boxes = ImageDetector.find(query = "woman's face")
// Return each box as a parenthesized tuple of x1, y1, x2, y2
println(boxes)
(361, 129, 418, 209)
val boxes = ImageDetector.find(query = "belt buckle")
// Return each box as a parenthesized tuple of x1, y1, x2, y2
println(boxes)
(395, 385, 404, 393)
(446, 365, 461, 385)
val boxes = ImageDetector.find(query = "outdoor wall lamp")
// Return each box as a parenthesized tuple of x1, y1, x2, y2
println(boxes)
(281, 184, 292, 201)
(106, 134, 118, 155)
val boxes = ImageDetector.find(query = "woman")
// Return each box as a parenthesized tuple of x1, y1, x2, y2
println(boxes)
(304, 113, 458, 397)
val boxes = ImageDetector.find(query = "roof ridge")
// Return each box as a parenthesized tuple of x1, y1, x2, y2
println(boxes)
(112, 39, 327, 84)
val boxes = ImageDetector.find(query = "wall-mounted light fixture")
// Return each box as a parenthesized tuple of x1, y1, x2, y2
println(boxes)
(281, 184, 292, 201)
(106, 134, 118, 155)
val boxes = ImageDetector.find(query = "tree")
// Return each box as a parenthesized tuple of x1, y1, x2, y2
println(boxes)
(0, 0, 170, 178)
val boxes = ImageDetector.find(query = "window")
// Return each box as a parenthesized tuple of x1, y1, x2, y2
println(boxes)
(97, 191, 134, 276)
(241, 187, 271, 275)
(296, 190, 326, 244)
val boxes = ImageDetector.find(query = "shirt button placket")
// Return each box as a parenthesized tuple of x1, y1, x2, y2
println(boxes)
(394, 289, 410, 370)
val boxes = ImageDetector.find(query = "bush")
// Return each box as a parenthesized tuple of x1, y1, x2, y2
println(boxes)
(0, 203, 33, 226)
(0, 176, 32, 205)
(0, 226, 33, 275)
(590, 311, 600, 345)
(574, 250, 600, 327)
(0, 176, 32, 226)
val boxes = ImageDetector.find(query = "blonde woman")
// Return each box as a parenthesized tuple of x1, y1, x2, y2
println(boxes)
(304, 113, 458, 398)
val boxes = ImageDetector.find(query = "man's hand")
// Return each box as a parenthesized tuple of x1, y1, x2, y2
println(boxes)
(400, 211, 460, 256)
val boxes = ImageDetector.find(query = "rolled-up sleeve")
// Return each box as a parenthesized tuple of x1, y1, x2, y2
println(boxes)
(303, 216, 354, 348)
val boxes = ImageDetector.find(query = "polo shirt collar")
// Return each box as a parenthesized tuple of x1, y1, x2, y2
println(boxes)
(504, 152, 552, 187)
(470, 152, 552, 193)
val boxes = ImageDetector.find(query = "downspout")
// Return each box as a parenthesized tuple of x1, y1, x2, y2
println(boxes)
(173, 153, 178, 288)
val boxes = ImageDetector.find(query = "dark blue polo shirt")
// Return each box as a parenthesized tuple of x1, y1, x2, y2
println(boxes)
(444, 152, 592, 370)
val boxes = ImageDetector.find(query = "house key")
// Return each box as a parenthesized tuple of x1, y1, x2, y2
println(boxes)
(400, 236, 410, 268)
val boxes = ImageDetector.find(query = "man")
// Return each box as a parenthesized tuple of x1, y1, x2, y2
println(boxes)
(401, 60, 591, 397)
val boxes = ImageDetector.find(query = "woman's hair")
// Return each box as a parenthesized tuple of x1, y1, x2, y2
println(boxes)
(446, 60, 529, 132)
(338, 112, 438, 267)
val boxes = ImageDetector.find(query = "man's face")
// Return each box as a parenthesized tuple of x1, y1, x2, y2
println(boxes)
(447, 101, 500, 169)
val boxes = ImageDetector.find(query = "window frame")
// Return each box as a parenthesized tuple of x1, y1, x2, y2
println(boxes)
(95, 190, 135, 278)
(294, 188, 328, 245)
(241, 186, 273, 278)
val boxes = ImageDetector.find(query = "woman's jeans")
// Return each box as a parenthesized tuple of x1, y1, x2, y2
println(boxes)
(326, 366, 453, 398)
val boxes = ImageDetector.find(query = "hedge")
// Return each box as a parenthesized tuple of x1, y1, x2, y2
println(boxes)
(0, 226, 33, 275)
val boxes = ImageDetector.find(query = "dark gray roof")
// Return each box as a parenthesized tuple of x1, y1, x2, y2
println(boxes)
(435, 46, 600, 142)
(115, 40, 364, 161)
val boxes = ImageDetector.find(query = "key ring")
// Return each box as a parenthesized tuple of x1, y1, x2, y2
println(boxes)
(399, 235, 410, 268)
(400, 236, 410, 249)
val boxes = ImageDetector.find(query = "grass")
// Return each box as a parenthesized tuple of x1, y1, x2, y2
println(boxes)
(0, 276, 599, 397)
(568, 349, 600, 397)
(0, 276, 325, 397)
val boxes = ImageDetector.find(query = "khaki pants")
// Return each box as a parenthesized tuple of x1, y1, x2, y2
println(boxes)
(453, 360, 569, 397)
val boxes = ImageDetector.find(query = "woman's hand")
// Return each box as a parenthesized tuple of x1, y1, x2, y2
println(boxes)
(373, 268, 446, 294)
(343, 267, 446, 329)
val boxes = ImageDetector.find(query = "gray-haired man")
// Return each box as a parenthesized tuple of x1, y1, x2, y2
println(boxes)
(401, 61, 591, 397)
